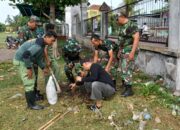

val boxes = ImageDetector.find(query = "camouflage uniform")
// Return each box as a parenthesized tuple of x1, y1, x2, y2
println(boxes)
(62, 39, 82, 83)
(44, 45, 60, 85)
(17, 23, 44, 100)
(117, 20, 139, 86)
(95, 39, 118, 79)
(17, 25, 44, 45)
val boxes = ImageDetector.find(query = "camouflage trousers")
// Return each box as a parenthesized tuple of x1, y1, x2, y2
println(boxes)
(64, 60, 82, 83)
(119, 52, 137, 86)
(45, 59, 60, 85)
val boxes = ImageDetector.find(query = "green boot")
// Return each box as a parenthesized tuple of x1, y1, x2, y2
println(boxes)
(25, 91, 44, 110)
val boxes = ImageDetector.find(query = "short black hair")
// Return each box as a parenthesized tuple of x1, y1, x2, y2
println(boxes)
(91, 34, 100, 40)
(45, 23, 55, 31)
(44, 31, 57, 39)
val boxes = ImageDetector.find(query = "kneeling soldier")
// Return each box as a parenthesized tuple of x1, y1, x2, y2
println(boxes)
(62, 39, 82, 84)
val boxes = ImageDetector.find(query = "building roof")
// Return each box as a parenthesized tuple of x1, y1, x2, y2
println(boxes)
(99, 2, 111, 12)
(88, 4, 101, 10)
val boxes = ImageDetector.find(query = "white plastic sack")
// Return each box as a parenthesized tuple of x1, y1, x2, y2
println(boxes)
(46, 76, 58, 105)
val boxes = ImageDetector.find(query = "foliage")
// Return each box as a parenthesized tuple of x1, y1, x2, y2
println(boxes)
(135, 82, 179, 107)
(9, 0, 82, 21)
(0, 23, 6, 32)
(5, 15, 29, 31)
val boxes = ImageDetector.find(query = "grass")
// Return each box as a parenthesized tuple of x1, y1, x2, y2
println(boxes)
(0, 61, 21, 89)
(0, 32, 17, 49)
(0, 33, 179, 130)
(0, 60, 180, 130)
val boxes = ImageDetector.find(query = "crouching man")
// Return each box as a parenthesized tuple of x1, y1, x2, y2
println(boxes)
(75, 59, 115, 111)
(13, 31, 57, 110)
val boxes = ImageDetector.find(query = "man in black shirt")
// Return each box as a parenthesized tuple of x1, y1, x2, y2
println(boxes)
(75, 59, 115, 110)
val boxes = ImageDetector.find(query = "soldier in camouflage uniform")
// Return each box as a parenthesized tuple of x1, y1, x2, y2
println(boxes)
(62, 39, 82, 84)
(13, 31, 57, 110)
(116, 12, 139, 97)
(44, 23, 60, 85)
(17, 15, 44, 100)
(90, 34, 118, 87)
(17, 15, 44, 45)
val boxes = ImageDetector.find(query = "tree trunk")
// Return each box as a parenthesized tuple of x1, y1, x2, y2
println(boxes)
(50, 1, 55, 24)
(50, 1, 60, 59)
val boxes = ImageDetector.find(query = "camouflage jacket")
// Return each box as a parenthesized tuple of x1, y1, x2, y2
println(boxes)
(95, 39, 118, 52)
(14, 38, 46, 69)
(62, 39, 81, 62)
(17, 25, 44, 45)
(118, 20, 138, 52)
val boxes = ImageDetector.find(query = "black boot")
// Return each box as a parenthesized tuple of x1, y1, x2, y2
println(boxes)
(121, 80, 125, 88)
(121, 85, 134, 97)
(113, 79, 117, 91)
(25, 91, 44, 110)
(34, 89, 44, 101)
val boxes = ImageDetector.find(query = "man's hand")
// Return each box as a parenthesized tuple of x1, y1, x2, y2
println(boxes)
(128, 51, 135, 61)
(43, 68, 49, 76)
(47, 60, 51, 67)
(69, 83, 76, 90)
(76, 76, 82, 82)
(27, 69, 33, 79)
(105, 67, 110, 73)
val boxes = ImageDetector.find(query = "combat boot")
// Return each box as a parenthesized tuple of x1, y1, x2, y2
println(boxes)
(25, 91, 44, 110)
(113, 79, 117, 91)
(34, 89, 44, 101)
(120, 80, 126, 95)
(121, 85, 134, 97)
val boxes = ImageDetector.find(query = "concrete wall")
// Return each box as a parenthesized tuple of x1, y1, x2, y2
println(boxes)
(136, 50, 177, 90)
(65, 3, 87, 38)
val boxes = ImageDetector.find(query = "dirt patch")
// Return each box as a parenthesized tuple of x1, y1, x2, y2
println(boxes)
(0, 49, 16, 63)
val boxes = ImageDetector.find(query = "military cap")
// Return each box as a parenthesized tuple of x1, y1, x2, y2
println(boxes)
(64, 39, 82, 52)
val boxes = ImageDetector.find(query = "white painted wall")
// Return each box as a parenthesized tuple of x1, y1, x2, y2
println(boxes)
(65, 3, 87, 38)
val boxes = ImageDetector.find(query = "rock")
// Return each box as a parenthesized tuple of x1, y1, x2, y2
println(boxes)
(155, 117, 161, 124)
(73, 106, 80, 114)
(132, 111, 143, 121)
(9, 93, 23, 99)
(172, 109, 177, 116)
(22, 117, 27, 122)
(143, 113, 151, 120)
(138, 120, 147, 130)
(124, 120, 133, 126)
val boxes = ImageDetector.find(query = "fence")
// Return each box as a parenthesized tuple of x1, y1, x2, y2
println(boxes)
(84, 15, 101, 36)
(84, 0, 169, 44)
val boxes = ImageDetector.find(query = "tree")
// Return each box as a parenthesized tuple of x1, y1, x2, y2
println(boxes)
(10, 0, 82, 23)
(5, 15, 13, 25)
(123, 0, 138, 17)
(0, 23, 6, 32)
(5, 15, 29, 31)
(9, 0, 84, 58)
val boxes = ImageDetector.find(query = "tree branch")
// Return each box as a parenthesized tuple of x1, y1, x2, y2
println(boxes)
(42, 12, 51, 19)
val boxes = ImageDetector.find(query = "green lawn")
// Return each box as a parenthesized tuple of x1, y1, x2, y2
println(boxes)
(0, 32, 17, 49)
(0, 59, 179, 130)
(0, 33, 179, 130)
